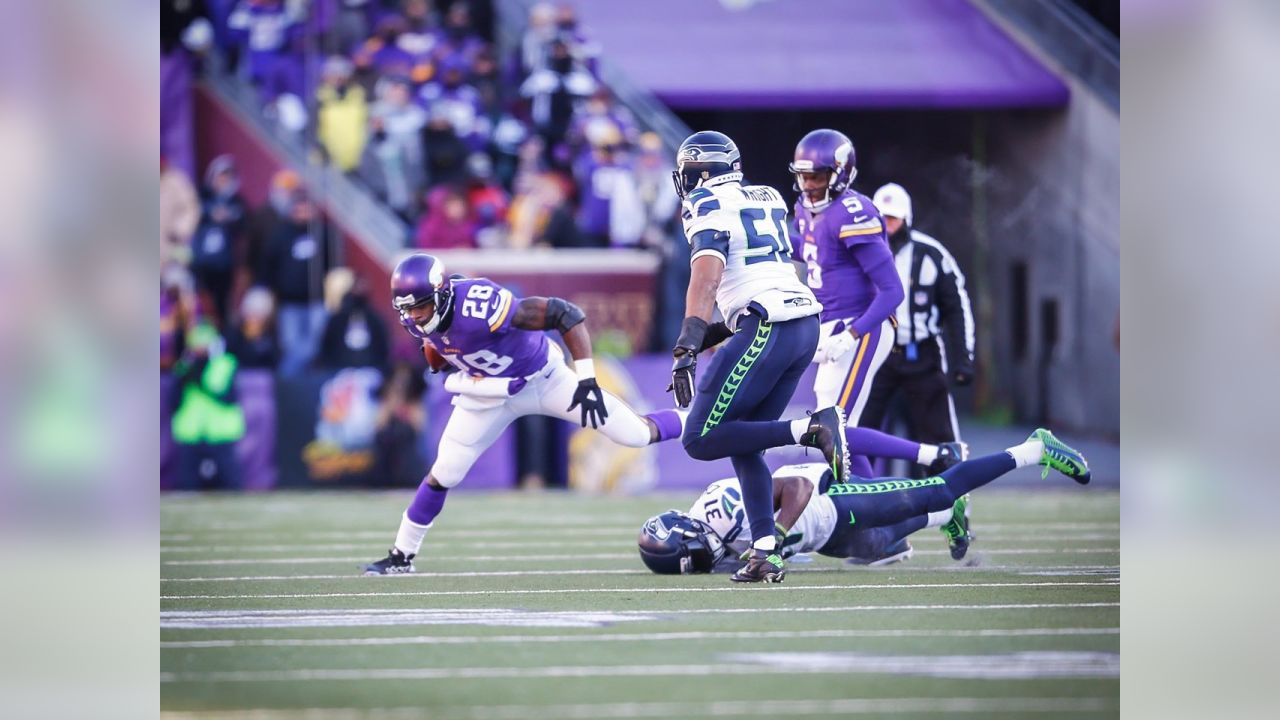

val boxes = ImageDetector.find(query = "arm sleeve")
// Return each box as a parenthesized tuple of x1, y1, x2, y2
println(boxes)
(481, 283, 519, 333)
(682, 189, 734, 265)
(934, 246, 976, 370)
(849, 242, 905, 337)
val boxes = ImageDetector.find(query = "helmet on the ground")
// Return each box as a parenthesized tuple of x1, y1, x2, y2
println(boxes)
(790, 128, 856, 210)
(390, 253, 454, 338)
(671, 130, 742, 200)
(637, 510, 726, 574)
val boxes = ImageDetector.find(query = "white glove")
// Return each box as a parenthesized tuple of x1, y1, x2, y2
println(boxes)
(813, 330, 857, 364)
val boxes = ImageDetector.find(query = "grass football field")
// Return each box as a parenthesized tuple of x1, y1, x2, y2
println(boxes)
(161, 489, 1119, 719)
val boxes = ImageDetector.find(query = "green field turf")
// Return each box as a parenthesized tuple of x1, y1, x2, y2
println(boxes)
(160, 488, 1119, 719)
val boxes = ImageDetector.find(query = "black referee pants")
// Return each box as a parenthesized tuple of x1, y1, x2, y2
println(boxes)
(860, 338, 959, 467)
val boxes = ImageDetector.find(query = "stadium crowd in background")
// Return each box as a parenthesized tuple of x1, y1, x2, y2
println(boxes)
(160, 0, 687, 490)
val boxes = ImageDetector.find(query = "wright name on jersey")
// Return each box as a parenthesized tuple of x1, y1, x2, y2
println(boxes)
(681, 178, 821, 330)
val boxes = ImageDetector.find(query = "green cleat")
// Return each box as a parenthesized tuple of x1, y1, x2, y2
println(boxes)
(1031, 428, 1091, 484)
(939, 494, 972, 560)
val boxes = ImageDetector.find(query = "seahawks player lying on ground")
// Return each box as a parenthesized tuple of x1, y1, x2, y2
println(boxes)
(638, 429, 1090, 581)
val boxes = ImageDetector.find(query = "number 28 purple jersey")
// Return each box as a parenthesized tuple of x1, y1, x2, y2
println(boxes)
(422, 278, 550, 378)
(794, 189, 892, 320)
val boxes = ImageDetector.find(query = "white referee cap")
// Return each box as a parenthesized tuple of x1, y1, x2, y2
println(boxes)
(873, 182, 913, 225)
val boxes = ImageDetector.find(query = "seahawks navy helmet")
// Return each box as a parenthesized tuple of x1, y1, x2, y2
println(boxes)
(390, 253, 455, 338)
(790, 129, 857, 210)
(671, 130, 743, 200)
(637, 510, 726, 574)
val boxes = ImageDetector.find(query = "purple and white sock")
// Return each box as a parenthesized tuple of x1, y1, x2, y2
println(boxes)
(646, 409, 686, 443)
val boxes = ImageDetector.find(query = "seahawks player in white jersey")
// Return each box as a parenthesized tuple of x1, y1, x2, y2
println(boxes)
(638, 428, 1092, 574)
(666, 130, 851, 583)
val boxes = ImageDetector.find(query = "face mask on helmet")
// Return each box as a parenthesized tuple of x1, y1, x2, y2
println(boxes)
(391, 255, 454, 338)
(637, 511, 727, 574)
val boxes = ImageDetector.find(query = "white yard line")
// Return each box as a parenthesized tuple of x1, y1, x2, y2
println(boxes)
(159, 536, 1118, 553)
(163, 569, 644, 582)
(162, 547, 1118, 567)
(161, 626, 1120, 649)
(158, 527, 1118, 543)
(160, 697, 1114, 719)
(160, 661, 1118, 683)
(160, 602, 1119, 629)
(161, 580, 1118, 601)
(163, 553, 636, 566)
(159, 696, 1113, 718)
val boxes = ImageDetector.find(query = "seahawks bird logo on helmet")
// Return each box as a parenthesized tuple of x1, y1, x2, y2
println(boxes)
(637, 510, 727, 574)
(671, 130, 743, 200)
(390, 253, 456, 338)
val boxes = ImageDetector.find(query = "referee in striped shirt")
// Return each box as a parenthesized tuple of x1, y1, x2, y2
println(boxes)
(861, 183, 976, 474)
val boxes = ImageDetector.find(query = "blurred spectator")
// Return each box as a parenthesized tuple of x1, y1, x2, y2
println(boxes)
(227, 0, 305, 102)
(552, 3, 599, 72)
(374, 362, 428, 487)
(419, 55, 490, 152)
(489, 113, 532, 190)
(317, 276, 391, 373)
(567, 87, 638, 163)
(432, 2, 487, 69)
(170, 322, 245, 490)
(519, 37, 595, 164)
(353, 14, 416, 79)
(161, 265, 198, 372)
(508, 170, 581, 249)
(463, 154, 510, 246)
(633, 131, 679, 250)
(361, 76, 428, 221)
(257, 192, 331, 376)
(225, 286, 280, 369)
(470, 47, 502, 116)
(422, 110, 469, 187)
(242, 169, 303, 295)
(191, 155, 248, 324)
(315, 56, 369, 172)
(161, 157, 201, 269)
(416, 185, 478, 249)
(326, 0, 373, 58)
(573, 120, 643, 247)
(517, 3, 557, 78)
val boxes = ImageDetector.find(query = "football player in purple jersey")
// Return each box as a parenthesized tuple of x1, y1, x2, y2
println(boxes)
(364, 253, 686, 574)
(791, 129, 905, 476)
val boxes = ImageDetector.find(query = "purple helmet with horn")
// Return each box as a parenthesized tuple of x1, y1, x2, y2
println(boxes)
(391, 253, 455, 338)
(789, 129, 857, 210)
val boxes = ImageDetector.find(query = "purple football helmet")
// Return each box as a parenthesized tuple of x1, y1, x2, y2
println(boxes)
(390, 253, 454, 338)
(789, 129, 857, 210)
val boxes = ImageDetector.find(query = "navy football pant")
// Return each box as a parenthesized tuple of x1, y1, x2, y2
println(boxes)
(682, 313, 820, 545)
(817, 451, 1015, 558)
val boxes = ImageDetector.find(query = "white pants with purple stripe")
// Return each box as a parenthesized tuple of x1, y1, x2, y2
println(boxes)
(813, 317, 896, 426)
(431, 347, 653, 487)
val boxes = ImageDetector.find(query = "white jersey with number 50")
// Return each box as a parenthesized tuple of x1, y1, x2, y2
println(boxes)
(681, 176, 821, 329)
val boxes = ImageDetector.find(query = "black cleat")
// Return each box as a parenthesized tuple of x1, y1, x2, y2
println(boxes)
(800, 406, 851, 484)
(362, 547, 416, 575)
(730, 552, 786, 583)
(929, 441, 970, 474)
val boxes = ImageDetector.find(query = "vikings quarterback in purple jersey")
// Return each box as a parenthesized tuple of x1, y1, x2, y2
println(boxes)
(363, 253, 685, 574)
(791, 129, 905, 476)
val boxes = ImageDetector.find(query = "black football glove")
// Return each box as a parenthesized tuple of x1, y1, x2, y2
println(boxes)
(670, 348, 697, 408)
(699, 322, 733, 352)
(951, 368, 974, 387)
(568, 377, 609, 429)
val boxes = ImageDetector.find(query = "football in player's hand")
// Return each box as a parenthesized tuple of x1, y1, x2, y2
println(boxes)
(423, 343, 449, 372)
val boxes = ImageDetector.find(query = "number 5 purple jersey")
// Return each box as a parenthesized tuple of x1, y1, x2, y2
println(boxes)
(794, 188, 904, 336)
(421, 278, 551, 379)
